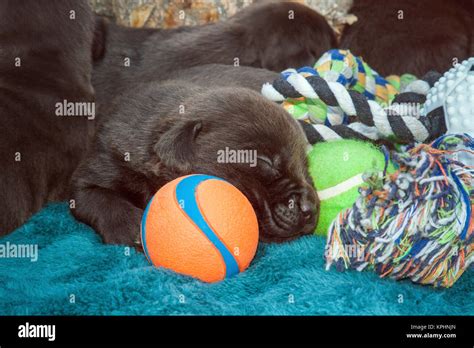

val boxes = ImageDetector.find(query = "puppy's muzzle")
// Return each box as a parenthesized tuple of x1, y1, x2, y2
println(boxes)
(272, 189, 318, 237)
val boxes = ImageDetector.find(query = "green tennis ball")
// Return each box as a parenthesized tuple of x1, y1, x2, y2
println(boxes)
(308, 139, 395, 236)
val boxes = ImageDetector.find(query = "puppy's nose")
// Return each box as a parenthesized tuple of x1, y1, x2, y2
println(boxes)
(299, 201, 313, 220)
(297, 188, 319, 232)
(299, 188, 317, 216)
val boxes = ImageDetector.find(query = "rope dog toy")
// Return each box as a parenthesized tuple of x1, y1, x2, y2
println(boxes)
(325, 134, 474, 288)
(262, 49, 446, 144)
(264, 49, 417, 122)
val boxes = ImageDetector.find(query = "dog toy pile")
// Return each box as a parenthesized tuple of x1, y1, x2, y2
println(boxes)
(262, 50, 474, 287)
(325, 134, 474, 288)
(262, 49, 445, 143)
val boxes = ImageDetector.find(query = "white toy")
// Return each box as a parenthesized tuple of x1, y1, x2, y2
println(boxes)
(422, 57, 474, 165)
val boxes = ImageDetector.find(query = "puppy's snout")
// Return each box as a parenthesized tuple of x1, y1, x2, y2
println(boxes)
(299, 198, 314, 221)
(298, 190, 318, 227)
(299, 184, 320, 228)
(274, 200, 298, 227)
(273, 189, 317, 234)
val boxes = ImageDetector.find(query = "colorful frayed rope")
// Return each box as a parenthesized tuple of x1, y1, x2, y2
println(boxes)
(325, 134, 474, 288)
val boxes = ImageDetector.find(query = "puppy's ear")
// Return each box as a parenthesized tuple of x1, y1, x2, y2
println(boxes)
(153, 119, 203, 172)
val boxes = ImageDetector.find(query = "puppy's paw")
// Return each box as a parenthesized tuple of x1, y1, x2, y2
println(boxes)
(99, 207, 143, 248)
(71, 180, 145, 248)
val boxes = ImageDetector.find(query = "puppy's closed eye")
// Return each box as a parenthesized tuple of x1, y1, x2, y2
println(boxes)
(257, 155, 281, 180)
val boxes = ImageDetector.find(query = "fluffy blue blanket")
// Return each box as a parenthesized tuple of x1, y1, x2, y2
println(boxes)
(1, 203, 472, 315)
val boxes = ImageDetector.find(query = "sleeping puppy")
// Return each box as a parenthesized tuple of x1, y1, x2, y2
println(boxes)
(0, 0, 96, 236)
(340, 0, 473, 76)
(137, 0, 337, 73)
(71, 1, 331, 246)
(92, 1, 336, 106)
(71, 76, 319, 245)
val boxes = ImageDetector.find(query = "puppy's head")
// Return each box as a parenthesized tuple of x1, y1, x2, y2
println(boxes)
(229, 1, 337, 72)
(154, 87, 319, 242)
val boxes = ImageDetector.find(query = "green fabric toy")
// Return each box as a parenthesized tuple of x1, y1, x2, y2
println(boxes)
(308, 139, 395, 236)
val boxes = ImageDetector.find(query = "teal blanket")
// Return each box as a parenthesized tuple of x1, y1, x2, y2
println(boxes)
(1, 203, 472, 315)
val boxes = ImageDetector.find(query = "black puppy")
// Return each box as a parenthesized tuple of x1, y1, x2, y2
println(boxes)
(0, 0, 96, 235)
(69, 2, 335, 245)
(0, 1, 335, 237)
(71, 74, 319, 245)
(340, 0, 473, 76)
(92, 1, 336, 108)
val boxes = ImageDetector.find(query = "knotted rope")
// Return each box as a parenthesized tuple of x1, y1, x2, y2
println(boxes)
(262, 49, 445, 144)
(325, 134, 474, 288)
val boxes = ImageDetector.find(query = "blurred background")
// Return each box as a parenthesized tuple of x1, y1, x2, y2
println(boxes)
(90, 0, 355, 35)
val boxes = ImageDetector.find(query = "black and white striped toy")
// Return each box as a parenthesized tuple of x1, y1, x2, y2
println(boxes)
(262, 70, 447, 145)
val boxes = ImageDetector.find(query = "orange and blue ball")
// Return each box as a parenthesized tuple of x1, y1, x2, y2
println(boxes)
(141, 174, 259, 283)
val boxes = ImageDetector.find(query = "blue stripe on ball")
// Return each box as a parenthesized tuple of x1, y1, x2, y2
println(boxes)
(175, 174, 240, 278)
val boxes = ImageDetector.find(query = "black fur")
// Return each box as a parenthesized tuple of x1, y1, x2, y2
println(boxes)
(92, 1, 336, 108)
(0, 0, 95, 235)
(340, 0, 473, 76)
(0, 1, 335, 239)
(69, 1, 336, 245)
(71, 76, 319, 246)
